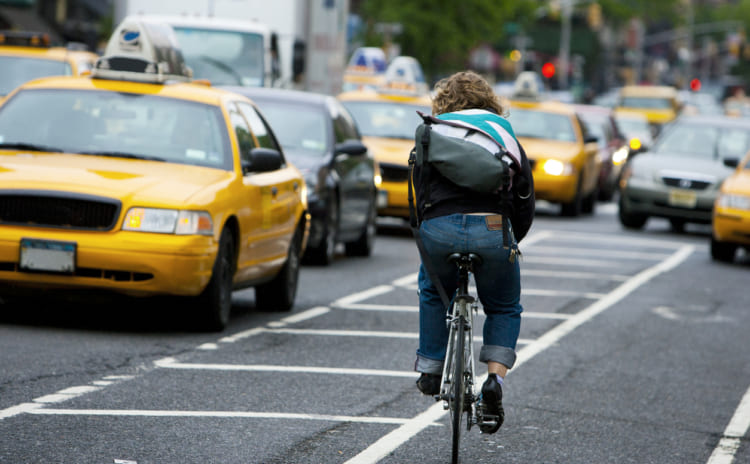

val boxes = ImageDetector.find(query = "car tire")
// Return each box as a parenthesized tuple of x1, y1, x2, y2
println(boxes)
(582, 186, 598, 215)
(669, 219, 686, 233)
(256, 223, 302, 312)
(561, 176, 583, 217)
(194, 227, 235, 332)
(345, 198, 376, 257)
(304, 195, 338, 266)
(618, 195, 648, 230)
(710, 237, 736, 263)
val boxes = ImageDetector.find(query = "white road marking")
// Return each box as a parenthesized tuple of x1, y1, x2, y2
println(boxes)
(0, 403, 42, 419)
(529, 246, 671, 260)
(154, 359, 417, 378)
(540, 230, 686, 248)
(521, 256, 629, 267)
(523, 269, 629, 281)
(333, 286, 394, 307)
(331, 301, 573, 319)
(29, 408, 439, 426)
(707, 384, 750, 464)
(344, 244, 695, 464)
(263, 327, 534, 345)
(267, 306, 331, 328)
(197, 343, 219, 350)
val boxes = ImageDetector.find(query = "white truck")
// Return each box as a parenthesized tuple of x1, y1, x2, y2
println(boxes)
(113, 0, 349, 95)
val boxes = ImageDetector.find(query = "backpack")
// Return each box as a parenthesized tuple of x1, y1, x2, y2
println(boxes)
(408, 111, 535, 242)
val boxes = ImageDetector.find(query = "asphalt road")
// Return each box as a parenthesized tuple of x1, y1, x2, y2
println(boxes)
(1, 200, 749, 464)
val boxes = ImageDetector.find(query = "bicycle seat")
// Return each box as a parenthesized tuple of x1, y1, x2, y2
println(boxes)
(446, 252, 483, 268)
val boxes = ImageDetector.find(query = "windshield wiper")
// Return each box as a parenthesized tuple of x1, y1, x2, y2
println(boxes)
(0, 142, 64, 152)
(198, 55, 244, 85)
(77, 150, 167, 162)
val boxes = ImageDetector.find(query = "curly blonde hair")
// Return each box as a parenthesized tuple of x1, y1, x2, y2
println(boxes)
(432, 71, 506, 116)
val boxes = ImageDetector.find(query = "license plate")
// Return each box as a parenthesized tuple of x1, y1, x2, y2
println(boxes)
(19, 238, 76, 274)
(668, 189, 697, 208)
(377, 189, 388, 209)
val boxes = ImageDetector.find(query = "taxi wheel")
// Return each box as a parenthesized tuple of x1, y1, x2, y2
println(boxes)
(345, 199, 376, 257)
(256, 223, 302, 312)
(561, 177, 583, 217)
(710, 237, 736, 263)
(581, 187, 597, 215)
(195, 227, 236, 331)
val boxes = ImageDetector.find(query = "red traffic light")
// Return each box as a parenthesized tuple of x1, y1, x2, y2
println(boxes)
(541, 62, 556, 79)
(689, 78, 701, 91)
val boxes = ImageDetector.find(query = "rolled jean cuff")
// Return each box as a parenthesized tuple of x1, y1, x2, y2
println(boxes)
(479, 345, 517, 370)
(415, 354, 443, 375)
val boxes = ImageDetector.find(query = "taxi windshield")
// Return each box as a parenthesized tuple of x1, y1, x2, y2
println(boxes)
(0, 88, 232, 169)
(172, 27, 264, 86)
(508, 108, 577, 142)
(251, 99, 327, 157)
(0, 56, 71, 96)
(654, 122, 750, 160)
(342, 100, 429, 140)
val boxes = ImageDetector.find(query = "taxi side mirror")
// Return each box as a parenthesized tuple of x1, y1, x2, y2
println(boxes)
(723, 157, 740, 169)
(242, 147, 283, 174)
(335, 139, 368, 157)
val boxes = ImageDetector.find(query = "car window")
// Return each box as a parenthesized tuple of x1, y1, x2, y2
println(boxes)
(654, 123, 750, 160)
(508, 108, 577, 142)
(172, 26, 265, 86)
(330, 99, 359, 144)
(250, 98, 327, 157)
(0, 56, 71, 96)
(341, 100, 429, 140)
(228, 103, 256, 161)
(236, 101, 281, 152)
(0, 88, 232, 169)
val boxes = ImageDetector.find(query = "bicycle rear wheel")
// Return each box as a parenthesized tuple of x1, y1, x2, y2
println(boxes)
(451, 315, 466, 464)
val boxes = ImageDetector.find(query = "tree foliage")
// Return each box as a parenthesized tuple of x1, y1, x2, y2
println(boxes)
(356, 0, 536, 82)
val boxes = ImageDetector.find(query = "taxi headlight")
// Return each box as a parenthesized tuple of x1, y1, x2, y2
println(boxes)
(717, 194, 750, 211)
(123, 208, 214, 235)
(542, 159, 573, 176)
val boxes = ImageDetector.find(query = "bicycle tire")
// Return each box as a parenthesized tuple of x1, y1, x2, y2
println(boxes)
(451, 314, 466, 464)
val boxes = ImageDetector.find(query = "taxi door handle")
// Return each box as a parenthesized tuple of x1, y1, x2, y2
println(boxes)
(271, 186, 279, 197)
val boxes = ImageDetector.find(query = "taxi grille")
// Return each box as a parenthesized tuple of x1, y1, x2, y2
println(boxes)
(0, 191, 121, 231)
(661, 176, 712, 190)
(380, 163, 410, 182)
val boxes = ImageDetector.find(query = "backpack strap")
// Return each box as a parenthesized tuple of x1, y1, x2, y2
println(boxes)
(408, 118, 452, 312)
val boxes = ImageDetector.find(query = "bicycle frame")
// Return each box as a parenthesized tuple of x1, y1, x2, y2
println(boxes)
(439, 254, 480, 425)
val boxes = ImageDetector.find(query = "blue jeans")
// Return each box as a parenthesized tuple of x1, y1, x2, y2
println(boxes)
(415, 214, 522, 374)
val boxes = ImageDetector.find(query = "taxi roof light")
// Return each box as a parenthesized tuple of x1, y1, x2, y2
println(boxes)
(0, 30, 51, 48)
(92, 17, 193, 84)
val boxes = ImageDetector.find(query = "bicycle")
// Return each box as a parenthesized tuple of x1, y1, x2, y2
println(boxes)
(437, 252, 500, 464)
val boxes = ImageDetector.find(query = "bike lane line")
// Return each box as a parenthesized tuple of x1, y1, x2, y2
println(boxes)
(343, 244, 695, 464)
(707, 383, 750, 464)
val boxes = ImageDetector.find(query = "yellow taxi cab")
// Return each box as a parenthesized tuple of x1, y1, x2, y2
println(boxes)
(508, 97, 601, 216)
(615, 85, 681, 134)
(338, 85, 432, 219)
(711, 150, 750, 263)
(0, 31, 98, 101)
(0, 19, 309, 330)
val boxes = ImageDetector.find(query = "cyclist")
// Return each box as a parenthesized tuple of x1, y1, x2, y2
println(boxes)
(412, 71, 532, 434)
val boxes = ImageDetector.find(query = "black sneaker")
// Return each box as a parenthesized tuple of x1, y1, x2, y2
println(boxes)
(478, 375, 504, 434)
(416, 373, 441, 396)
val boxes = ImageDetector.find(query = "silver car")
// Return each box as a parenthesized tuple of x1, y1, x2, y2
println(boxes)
(618, 115, 750, 231)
